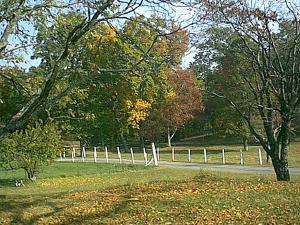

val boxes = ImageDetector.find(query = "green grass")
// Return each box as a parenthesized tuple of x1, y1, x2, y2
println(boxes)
(0, 162, 200, 195)
(0, 162, 299, 224)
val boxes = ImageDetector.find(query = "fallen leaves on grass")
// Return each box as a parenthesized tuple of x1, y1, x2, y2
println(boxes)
(1, 176, 299, 225)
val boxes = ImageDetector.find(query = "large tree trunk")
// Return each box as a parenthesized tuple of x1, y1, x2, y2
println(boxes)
(269, 131, 290, 181)
(270, 119, 291, 181)
(271, 156, 290, 181)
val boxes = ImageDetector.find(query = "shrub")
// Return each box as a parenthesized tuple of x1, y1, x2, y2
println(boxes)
(0, 122, 61, 181)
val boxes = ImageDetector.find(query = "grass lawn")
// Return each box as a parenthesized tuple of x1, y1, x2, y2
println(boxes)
(0, 162, 299, 224)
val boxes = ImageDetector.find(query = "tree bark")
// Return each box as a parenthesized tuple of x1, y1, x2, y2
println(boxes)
(167, 127, 177, 147)
(25, 169, 37, 181)
(271, 156, 290, 181)
(167, 128, 172, 147)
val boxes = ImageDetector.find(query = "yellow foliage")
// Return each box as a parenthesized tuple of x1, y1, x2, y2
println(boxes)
(91, 30, 102, 42)
(165, 89, 176, 99)
(89, 26, 116, 44)
(125, 100, 132, 108)
(87, 42, 94, 49)
(127, 99, 151, 129)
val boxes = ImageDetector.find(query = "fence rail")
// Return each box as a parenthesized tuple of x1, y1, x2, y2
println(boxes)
(59, 144, 271, 166)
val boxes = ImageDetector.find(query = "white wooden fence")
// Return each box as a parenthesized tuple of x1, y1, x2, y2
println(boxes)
(60, 144, 269, 166)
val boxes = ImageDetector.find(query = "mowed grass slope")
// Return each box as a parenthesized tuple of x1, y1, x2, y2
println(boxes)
(0, 163, 299, 225)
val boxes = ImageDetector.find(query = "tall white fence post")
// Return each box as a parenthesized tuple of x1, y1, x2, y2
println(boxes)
(93, 147, 97, 163)
(172, 148, 175, 162)
(240, 150, 244, 165)
(117, 147, 122, 164)
(258, 148, 263, 165)
(130, 147, 135, 164)
(188, 149, 191, 162)
(60, 152, 63, 161)
(83, 147, 86, 158)
(151, 142, 158, 166)
(82, 147, 86, 162)
(105, 146, 109, 163)
(204, 149, 207, 163)
(222, 149, 225, 164)
(157, 147, 160, 161)
(143, 147, 148, 165)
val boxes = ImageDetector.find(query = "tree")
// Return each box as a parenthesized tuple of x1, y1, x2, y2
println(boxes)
(144, 69, 203, 146)
(122, 17, 190, 148)
(197, 0, 300, 181)
(193, 27, 261, 150)
(0, 122, 61, 181)
(0, 0, 191, 142)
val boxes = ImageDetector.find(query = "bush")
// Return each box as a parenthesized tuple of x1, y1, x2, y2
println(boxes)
(0, 122, 61, 181)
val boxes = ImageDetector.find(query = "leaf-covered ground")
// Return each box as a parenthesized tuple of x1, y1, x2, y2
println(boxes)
(0, 165, 299, 225)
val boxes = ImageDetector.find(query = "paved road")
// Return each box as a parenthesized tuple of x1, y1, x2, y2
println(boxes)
(59, 158, 300, 175)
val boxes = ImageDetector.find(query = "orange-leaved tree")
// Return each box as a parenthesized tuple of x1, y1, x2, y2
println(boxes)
(145, 69, 203, 146)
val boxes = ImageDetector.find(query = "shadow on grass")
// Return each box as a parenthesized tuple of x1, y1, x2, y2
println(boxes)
(0, 179, 18, 188)
(0, 193, 66, 225)
(0, 187, 135, 225)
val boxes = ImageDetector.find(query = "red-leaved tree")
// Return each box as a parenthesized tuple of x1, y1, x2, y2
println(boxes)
(145, 69, 203, 146)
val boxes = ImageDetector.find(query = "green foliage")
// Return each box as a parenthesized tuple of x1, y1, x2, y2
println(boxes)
(0, 68, 28, 123)
(194, 27, 260, 138)
(51, 15, 190, 146)
(0, 122, 61, 181)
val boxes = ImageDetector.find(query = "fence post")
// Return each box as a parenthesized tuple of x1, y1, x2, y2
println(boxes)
(188, 149, 191, 162)
(63, 151, 66, 159)
(172, 148, 175, 162)
(143, 147, 148, 165)
(258, 148, 263, 165)
(222, 149, 225, 164)
(157, 147, 160, 161)
(82, 147, 86, 162)
(72, 147, 75, 163)
(60, 152, 63, 161)
(240, 150, 244, 165)
(151, 142, 158, 166)
(105, 146, 109, 163)
(93, 147, 97, 163)
(130, 147, 135, 164)
(117, 147, 122, 164)
(204, 149, 207, 163)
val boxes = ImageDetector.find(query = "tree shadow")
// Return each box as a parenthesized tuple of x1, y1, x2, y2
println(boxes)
(0, 178, 18, 188)
(0, 188, 135, 225)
